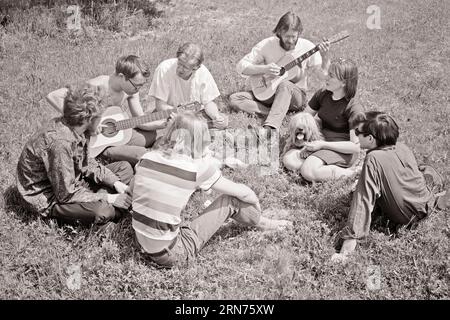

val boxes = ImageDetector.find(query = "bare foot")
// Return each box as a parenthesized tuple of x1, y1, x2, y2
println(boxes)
(331, 239, 357, 263)
(331, 253, 348, 263)
(437, 189, 450, 210)
(257, 216, 293, 231)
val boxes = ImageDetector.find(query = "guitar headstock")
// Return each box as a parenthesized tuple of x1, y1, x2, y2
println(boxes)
(327, 30, 350, 44)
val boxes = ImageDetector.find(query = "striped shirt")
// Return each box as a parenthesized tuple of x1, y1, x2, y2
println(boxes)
(132, 151, 221, 253)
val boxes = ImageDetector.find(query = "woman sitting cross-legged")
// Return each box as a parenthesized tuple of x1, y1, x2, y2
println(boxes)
(283, 58, 363, 182)
(131, 111, 292, 269)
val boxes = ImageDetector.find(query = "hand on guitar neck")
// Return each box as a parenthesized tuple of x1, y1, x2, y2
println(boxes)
(317, 38, 331, 72)
(89, 101, 202, 158)
(274, 38, 331, 77)
(249, 30, 349, 101)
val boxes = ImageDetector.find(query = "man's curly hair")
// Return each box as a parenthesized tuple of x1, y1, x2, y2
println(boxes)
(63, 85, 105, 127)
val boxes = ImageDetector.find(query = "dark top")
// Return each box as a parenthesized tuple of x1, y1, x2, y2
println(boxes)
(16, 117, 119, 216)
(342, 143, 435, 239)
(308, 89, 363, 141)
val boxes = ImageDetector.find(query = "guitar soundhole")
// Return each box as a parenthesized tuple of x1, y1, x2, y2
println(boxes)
(100, 120, 118, 138)
(279, 67, 286, 76)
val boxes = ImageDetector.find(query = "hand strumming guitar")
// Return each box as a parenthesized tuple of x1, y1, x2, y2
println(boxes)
(264, 62, 282, 76)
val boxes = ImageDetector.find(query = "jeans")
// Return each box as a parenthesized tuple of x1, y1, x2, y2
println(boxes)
(144, 195, 261, 268)
(50, 161, 134, 226)
(229, 81, 306, 129)
(101, 128, 157, 166)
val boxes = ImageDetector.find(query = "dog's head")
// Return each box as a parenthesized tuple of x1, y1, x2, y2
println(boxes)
(288, 112, 323, 147)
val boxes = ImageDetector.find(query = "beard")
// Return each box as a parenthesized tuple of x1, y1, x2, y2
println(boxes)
(279, 37, 298, 51)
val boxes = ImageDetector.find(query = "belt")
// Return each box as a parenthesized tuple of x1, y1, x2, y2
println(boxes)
(146, 237, 178, 258)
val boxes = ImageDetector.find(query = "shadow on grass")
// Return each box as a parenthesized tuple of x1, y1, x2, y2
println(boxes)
(2, 185, 40, 224)
(300, 179, 401, 250)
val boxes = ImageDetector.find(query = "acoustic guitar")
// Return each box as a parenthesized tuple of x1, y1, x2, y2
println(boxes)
(249, 31, 350, 101)
(89, 102, 201, 157)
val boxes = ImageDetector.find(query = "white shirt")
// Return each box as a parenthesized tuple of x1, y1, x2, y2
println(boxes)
(236, 36, 322, 90)
(149, 58, 220, 107)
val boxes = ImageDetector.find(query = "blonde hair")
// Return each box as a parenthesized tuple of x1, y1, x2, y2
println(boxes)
(158, 111, 211, 159)
(283, 112, 323, 154)
(176, 42, 204, 68)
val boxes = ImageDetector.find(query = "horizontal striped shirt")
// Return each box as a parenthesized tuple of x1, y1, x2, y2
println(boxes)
(132, 151, 221, 253)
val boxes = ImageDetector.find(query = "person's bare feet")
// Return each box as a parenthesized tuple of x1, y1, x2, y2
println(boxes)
(257, 216, 292, 231)
(331, 239, 357, 263)
(436, 189, 450, 210)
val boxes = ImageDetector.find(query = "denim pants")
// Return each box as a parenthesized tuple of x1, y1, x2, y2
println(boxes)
(145, 195, 261, 268)
(229, 81, 306, 129)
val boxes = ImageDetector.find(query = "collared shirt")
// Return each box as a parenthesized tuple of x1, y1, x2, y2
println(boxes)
(236, 36, 322, 91)
(16, 117, 119, 216)
(343, 143, 435, 239)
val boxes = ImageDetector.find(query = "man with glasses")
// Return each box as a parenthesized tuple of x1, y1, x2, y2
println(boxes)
(46, 55, 166, 166)
(229, 11, 330, 131)
(332, 111, 450, 262)
(149, 42, 228, 130)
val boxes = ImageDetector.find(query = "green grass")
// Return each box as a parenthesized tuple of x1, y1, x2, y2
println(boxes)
(0, 0, 449, 299)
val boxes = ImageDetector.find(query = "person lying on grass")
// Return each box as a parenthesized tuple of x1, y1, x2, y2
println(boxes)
(17, 86, 133, 227)
(283, 58, 363, 182)
(46, 55, 166, 166)
(332, 111, 450, 262)
(131, 111, 292, 269)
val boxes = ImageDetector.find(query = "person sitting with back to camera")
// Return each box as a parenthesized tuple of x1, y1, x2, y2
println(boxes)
(131, 111, 292, 268)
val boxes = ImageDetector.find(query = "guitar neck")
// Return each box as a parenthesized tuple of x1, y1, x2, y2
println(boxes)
(283, 45, 320, 71)
(114, 109, 175, 130)
(282, 32, 349, 71)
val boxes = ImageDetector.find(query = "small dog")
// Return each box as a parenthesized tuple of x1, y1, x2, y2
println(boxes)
(282, 112, 323, 170)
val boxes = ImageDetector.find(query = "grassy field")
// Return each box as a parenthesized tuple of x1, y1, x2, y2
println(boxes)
(0, 0, 449, 299)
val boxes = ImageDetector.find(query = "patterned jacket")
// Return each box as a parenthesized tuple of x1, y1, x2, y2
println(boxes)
(16, 117, 119, 216)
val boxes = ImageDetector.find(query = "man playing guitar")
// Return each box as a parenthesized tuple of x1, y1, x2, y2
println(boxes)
(46, 55, 166, 166)
(229, 11, 331, 131)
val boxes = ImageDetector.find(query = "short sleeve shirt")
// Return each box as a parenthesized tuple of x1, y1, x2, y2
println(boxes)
(149, 58, 220, 107)
(236, 37, 322, 90)
(132, 150, 221, 253)
(308, 89, 363, 141)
